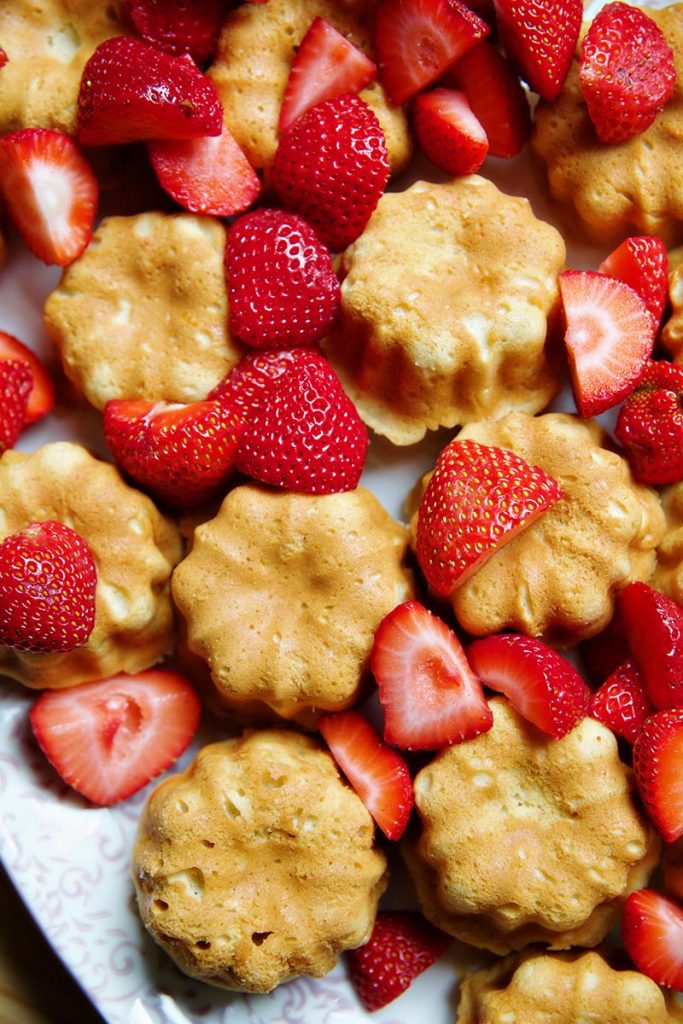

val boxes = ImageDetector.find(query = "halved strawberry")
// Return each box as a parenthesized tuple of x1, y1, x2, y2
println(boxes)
(30, 669, 201, 806)
(622, 889, 683, 990)
(371, 600, 493, 750)
(148, 122, 261, 216)
(615, 360, 683, 486)
(347, 911, 452, 1011)
(0, 360, 32, 455)
(374, 0, 489, 105)
(0, 331, 54, 424)
(279, 17, 377, 134)
(599, 236, 668, 330)
(413, 88, 488, 176)
(633, 707, 683, 842)
(103, 398, 244, 509)
(493, 0, 582, 101)
(77, 36, 223, 146)
(416, 439, 563, 598)
(589, 657, 654, 744)
(317, 710, 414, 840)
(558, 270, 655, 418)
(124, 0, 226, 65)
(0, 128, 98, 266)
(467, 633, 591, 739)
(620, 581, 683, 710)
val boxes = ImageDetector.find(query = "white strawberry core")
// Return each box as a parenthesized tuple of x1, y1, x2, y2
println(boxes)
(27, 158, 78, 244)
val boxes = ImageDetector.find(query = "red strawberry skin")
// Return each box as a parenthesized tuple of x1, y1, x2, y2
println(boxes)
(273, 93, 389, 253)
(633, 707, 683, 842)
(0, 332, 54, 425)
(620, 581, 683, 710)
(124, 0, 226, 65)
(77, 36, 224, 146)
(599, 236, 669, 330)
(615, 361, 683, 486)
(413, 87, 488, 176)
(30, 669, 201, 805)
(416, 439, 563, 598)
(347, 911, 452, 1011)
(208, 347, 310, 411)
(493, 0, 582, 101)
(0, 521, 97, 654)
(225, 209, 340, 348)
(589, 658, 654, 744)
(622, 889, 683, 991)
(0, 360, 32, 454)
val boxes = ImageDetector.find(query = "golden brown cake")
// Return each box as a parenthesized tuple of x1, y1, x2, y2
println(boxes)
(0, 442, 181, 689)
(323, 177, 566, 445)
(132, 729, 388, 992)
(651, 480, 683, 605)
(404, 698, 660, 955)
(661, 244, 683, 359)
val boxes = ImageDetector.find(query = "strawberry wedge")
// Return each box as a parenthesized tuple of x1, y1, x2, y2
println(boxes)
(493, 0, 582, 101)
(0, 331, 54, 425)
(622, 889, 683, 991)
(633, 706, 683, 842)
(413, 88, 488, 176)
(599, 236, 669, 330)
(0, 360, 33, 456)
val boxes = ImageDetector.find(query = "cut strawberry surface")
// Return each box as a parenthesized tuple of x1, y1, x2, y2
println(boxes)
(279, 17, 377, 134)
(615, 361, 683, 486)
(148, 122, 261, 217)
(493, 0, 582, 101)
(622, 889, 683, 991)
(0, 128, 98, 266)
(124, 0, 226, 65)
(317, 711, 414, 840)
(77, 36, 223, 146)
(0, 331, 54, 425)
(558, 270, 655, 418)
(589, 657, 653, 744)
(347, 911, 452, 1011)
(371, 600, 492, 750)
(0, 360, 32, 455)
(467, 633, 591, 739)
(619, 581, 683, 710)
(30, 669, 201, 806)
(416, 439, 563, 598)
(633, 707, 683, 843)
(599, 236, 668, 330)
(413, 88, 488, 176)
(374, 0, 489, 105)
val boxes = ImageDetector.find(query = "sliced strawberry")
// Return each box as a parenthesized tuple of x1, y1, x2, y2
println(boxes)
(0, 360, 32, 455)
(599, 236, 669, 330)
(30, 669, 201, 806)
(0, 128, 98, 266)
(0, 47, 7, 69)
(558, 270, 655, 418)
(493, 0, 582, 101)
(317, 711, 414, 840)
(413, 88, 488, 176)
(148, 122, 261, 217)
(633, 707, 683, 842)
(371, 600, 492, 750)
(589, 658, 654, 744)
(77, 36, 223, 146)
(374, 0, 489, 106)
(445, 41, 531, 158)
(279, 17, 377, 134)
(347, 911, 452, 1011)
(622, 889, 683, 990)
(416, 438, 563, 598)
(0, 521, 96, 654)
(578, 612, 630, 686)
(615, 361, 683, 486)
(619, 581, 683, 710)
(0, 331, 54, 425)
(225, 209, 340, 348)
(579, 3, 676, 145)
(103, 398, 244, 509)
(124, 0, 227, 65)
(467, 633, 591, 739)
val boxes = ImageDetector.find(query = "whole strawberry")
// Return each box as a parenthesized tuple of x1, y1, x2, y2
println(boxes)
(225, 209, 340, 348)
(0, 521, 97, 653)
(615, 361, 683, 485)
(0, 359, 32, 454)
(209, 347, 308, 410)
(272, 93, 390, 252)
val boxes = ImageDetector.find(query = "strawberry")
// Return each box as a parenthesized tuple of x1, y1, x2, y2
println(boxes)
(317, 710, 414, 840)
(374, 0, 489, 106)
(599, 236, 669, 330)
(578, 612, 630, 686)
(225, 209, 340, 348)
(444, 41, 531, 158)
(347, 911, 452, 1011)
(622, 889, 683, 990)
(0, 360, 32, 454)
(413, 88, 488, 176)
(558, 270, 655, 418)
(77, 36, 223, 146)
(0, 331, 54, 425)
(103, 398, 244, 509)
(492, 0, 582, 101)
(208, 347, 308, 410)
(30, 669, 201, 806)
(589, 658, 654, 744)
(467, 633, 591, 739)
(615, 361, 683, 486)
(0, 47, 7, 69)
(633, 707, 683, 842)
(272, 93, 390, 253)
(416, 439, 563, 598)
(279, 17, 377, 134)
(0, 129, 98, 266)
(148, 122, 261, 217)
(0, 521, 97, 654)
(123, 0, 227, 65)
(619, 581, 683, 710)
(579, 2, 676, 145)
(371, 600, 493, 750)
(234, 347, 368, 494)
